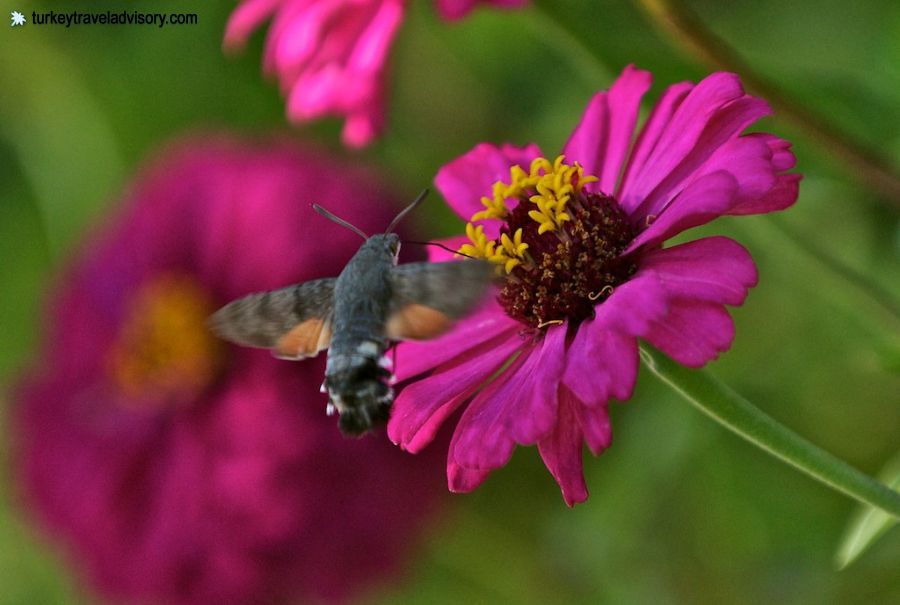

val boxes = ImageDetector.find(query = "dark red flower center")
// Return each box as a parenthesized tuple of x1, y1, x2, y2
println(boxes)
(498, 192, 636, 328)
(460, 156, 636, 329)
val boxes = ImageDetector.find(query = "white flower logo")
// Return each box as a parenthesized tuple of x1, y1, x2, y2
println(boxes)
(11, 11, 26, 26)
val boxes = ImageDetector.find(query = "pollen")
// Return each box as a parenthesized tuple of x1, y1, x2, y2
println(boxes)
(108, 274, 222, 405)
(459, 155, 636, 329)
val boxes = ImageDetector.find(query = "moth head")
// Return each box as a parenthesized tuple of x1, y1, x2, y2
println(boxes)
(386, 233, 401, 260)
(365, 233, 401, 263)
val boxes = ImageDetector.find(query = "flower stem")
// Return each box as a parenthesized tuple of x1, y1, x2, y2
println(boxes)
(835, 449, 900, 568)
(640, 345, 900, 518)
(634, 0, 900, 211)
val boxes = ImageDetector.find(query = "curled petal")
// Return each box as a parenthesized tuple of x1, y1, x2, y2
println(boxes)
(538, 388, 588, 506)
(696, 133, 801, 216)
(728, 172, 800, 216)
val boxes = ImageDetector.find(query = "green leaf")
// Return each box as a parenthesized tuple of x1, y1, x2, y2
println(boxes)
(0, 28, 123, 258)
(640, 345, 900, 519)
(835, 450, 900, 568)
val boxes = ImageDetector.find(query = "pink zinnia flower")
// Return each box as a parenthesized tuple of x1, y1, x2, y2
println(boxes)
(223, 0, 527, 148)
(387, 66, 801, 506)
(12, 136, 444, 604)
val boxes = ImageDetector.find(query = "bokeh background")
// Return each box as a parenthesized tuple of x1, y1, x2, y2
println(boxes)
(2, 0, 900, 603)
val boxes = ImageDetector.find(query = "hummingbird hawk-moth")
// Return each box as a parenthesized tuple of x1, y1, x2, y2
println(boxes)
(209, 191, 492, 435)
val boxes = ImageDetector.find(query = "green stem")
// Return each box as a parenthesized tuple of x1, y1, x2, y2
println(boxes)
(634, 0, 900, 211)
(640, 345, 900, 518)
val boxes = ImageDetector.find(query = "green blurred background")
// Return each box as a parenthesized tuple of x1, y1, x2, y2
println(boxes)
(2, 0, 900, 603)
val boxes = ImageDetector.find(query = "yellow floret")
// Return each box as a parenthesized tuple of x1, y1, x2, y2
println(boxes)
(461, 154, 600, 273)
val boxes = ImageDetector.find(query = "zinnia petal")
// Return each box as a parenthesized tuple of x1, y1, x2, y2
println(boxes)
(446, 325, 566, 474)
(644, 299, 736, 367)
(444, 351, 528, 477)
(620, 73, 769, 218)
(625, 170, 739, 252)
(389, 331, 523, 452)
(695, 132, 801, 216)
(564, 65, 652, 193)
(435, 0, 528, 21)
(639, 236, 758, 305)
(223, 0, 280, 50)
(562, 321, 639, 405)
(592, 271, 670, 336)
(394, 301, 518, 382)
(447, 462, 492, 493)
(538, 388, 589, 506)
(616, 80, 693, 201)
(434, 142, 542, 234)
(574, 395, 613, 456)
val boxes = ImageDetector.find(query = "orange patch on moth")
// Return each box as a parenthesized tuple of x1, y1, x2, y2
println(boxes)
(275, 318, 332, 359)
(386, 304, 452, 341)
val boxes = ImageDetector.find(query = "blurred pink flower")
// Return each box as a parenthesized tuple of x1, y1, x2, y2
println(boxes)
(13, 135, 444, 604)
(387, 66, 801, 506)
(224, 0, 527, 148)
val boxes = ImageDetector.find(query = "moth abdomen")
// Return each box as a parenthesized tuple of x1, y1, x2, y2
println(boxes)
(324, 339, 394, 436)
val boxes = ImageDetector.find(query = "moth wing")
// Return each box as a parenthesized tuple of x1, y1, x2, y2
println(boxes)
(386, 260, 493, 341)
(272, 314, 334, 360)
(208, 278, 336, 359)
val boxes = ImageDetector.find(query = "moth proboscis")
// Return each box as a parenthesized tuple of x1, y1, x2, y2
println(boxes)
(208, 190, 493, 435)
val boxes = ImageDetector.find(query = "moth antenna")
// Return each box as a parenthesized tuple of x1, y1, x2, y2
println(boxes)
(312, 204, 368, 240)
(403, 240, 478, 260)
(386, 189, 429, 234)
